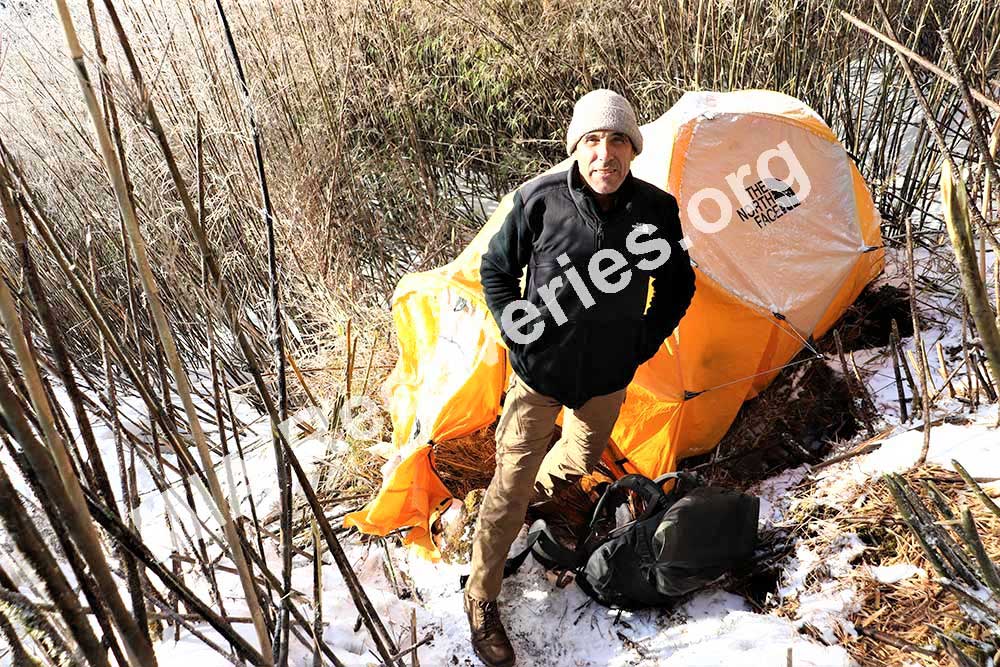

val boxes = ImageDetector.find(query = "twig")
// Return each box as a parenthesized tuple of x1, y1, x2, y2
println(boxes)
(385, 634, 433, 664)
(857, 625, 939, 658)
(410, 608, 419, 667)
(834, 329, 875, 437)
(889, 327, 909, 421)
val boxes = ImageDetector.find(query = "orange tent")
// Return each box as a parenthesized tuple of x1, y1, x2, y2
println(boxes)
(345, 90, 883, 557)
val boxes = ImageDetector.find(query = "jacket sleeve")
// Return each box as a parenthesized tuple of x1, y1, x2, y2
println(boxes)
(480, 191, 534, 348)
(639, 196, 696, 362)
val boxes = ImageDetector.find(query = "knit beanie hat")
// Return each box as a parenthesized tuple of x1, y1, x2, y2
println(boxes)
(565, 89, 643, 156)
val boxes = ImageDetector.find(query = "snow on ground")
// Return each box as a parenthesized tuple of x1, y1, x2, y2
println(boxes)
(125, 378, 862, 667)
(854, 244, 998, 423)
(152, 478, 857, 667)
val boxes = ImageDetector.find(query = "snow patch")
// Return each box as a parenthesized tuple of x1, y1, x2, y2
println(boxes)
(867, 563, 925, 584)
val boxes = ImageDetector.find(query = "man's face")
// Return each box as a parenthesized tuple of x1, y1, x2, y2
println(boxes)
(573, 130, 636, 195)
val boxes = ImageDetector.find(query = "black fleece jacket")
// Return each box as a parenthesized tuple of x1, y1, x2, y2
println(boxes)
(480, 163, 696, 408)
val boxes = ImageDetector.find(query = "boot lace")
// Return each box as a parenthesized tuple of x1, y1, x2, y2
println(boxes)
(475, 599, 504, 635)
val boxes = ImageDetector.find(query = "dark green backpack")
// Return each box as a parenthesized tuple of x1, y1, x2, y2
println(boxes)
(507, 472, 760, 609)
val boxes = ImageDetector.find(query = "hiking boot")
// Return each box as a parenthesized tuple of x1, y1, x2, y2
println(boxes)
(464, 591, 515, 667)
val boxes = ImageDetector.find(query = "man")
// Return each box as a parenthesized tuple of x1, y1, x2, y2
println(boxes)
(466, 89, 696, 667)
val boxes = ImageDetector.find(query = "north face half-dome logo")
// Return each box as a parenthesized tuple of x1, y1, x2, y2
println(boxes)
(736, 178, 802, 229)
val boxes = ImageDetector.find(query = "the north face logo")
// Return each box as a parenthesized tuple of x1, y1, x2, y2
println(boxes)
(736, 178, 802, 229)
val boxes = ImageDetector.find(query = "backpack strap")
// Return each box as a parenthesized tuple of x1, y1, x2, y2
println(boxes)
(588, 473, 668, 531)
(459, 520, 582, 590)
(653, 471, 703, 503)
(507, 521, 582, 573)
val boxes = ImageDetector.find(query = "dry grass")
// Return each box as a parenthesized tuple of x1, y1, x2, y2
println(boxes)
(431, 423, 499, 501)
(0, 1, 994, 477)
(774, 463, 1000, 666)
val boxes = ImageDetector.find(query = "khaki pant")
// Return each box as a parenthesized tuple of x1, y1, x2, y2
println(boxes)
(465, 374, 627, 601)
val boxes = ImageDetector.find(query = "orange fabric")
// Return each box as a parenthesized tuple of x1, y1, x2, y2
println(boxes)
(346, 90, 884, 557)
(343, 445, 452, 558)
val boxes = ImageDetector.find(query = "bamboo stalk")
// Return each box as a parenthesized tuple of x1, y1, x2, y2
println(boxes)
(884, 475, 952, 579)
(361, 332, 380, 396)
(232, 526, 347, 667)
(209, 4, 292, 662)
(834, 329, 875, 436)
(171, 554, 182, 641)
(839, 10, 1000, 113)
(973, 353, 999, 402)
(0, 265, 152, 665)
(81, 487, 268, 665)
(288, 349, 322, 409)
(0, 601, 41, 667)
(929, 356, 969, 404)
(939, 580, 1000, 624)
(142, 596, 241, 666)
(952, 459, 1000, 521)
(312, 520, 323, 667)
(0, 586, 81, 667)
(961, 299, 979, 412)
(959, 507, 1000, 597)
(903, 200, 932, 463)
(936, 342, 956, 398)
(346, 318, 354, 399)
(0, 441, 110, 667)
(51, 1, 273, 659)
(0, 154, 156, 646)
(87, 37, 402, 654)
(849, 348, 879, 419)
(941, 160, 1000, 402)
(940, 635, 980, 667)
(892, 319, 921, 415)
(152, 333, 228, 617)
(856, 625, 940, 658)
(15, 3, 990, 665)
(889, 327, 909, 421)
(890, 474, 980, 586)
(3, 163, 201, 477)
(90, 241, 163, 642)
(939, 29, 1000, 199)
(224, 375, 272, 589)
(0, 429, 129, 667)
(867, 0, 1000, 257)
